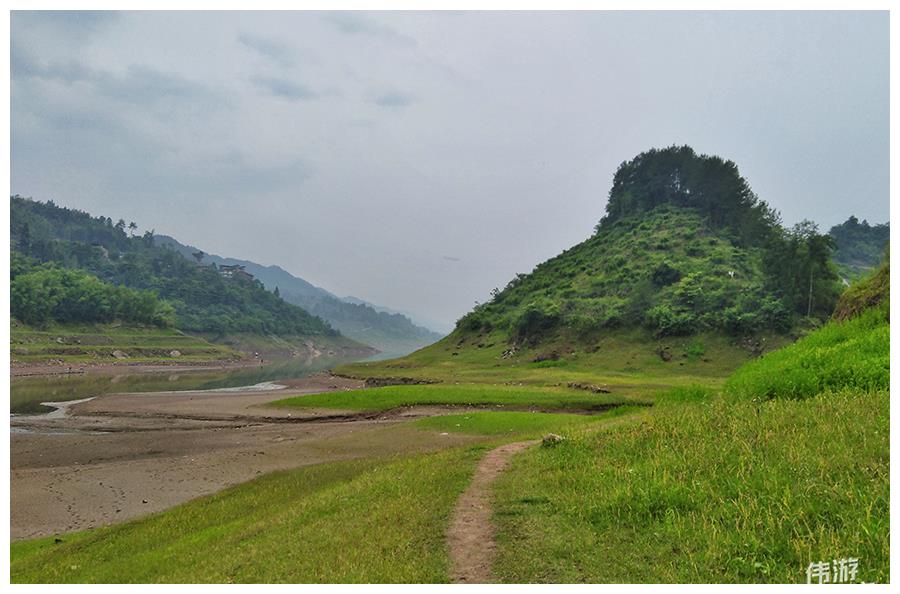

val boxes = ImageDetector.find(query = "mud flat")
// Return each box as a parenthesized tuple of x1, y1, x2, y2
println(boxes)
(10, 373, 477, 540)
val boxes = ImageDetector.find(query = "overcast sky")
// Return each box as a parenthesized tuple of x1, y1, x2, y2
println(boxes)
(11, 11, 889, 332)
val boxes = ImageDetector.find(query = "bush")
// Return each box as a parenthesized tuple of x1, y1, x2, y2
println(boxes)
(651, 261, 682, 287)
(513, 304, 561, 344)
(644, 304, 696, 336)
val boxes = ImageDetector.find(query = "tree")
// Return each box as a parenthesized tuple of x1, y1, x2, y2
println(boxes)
(191, 251, 205, 264)
(128, 221, 138, 237)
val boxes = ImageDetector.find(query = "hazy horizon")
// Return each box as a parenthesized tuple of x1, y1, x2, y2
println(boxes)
(11, 11, 889, 331)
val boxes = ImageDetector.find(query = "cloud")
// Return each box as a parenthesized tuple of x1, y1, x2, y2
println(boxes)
(237, 33, 294, 67)
(322, 12, 416, 46)
(374, 91, 414, 108)
(251, 75, 318, 101)
(13, 53, 220, 109)
(13, 10, 120, 41)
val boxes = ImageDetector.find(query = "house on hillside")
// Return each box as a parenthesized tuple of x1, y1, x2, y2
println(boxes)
(219, 264, 254, 281)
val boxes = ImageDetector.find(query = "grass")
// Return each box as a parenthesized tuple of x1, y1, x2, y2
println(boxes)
(336, 329, 778, 404)
(412, 407, 643, 437)
(492, 389, 889, 583)
(11, 445, 489, 583)
(272, 383, 643, 412)
(10, 322, 239, 365)
(725, 303, 888, 400)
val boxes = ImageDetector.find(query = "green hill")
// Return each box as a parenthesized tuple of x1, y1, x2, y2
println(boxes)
(10, 196, 372, 356)
(455, 146, 841, 349)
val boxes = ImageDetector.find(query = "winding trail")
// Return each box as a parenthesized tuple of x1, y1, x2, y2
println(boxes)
(447, 439, 539, 583)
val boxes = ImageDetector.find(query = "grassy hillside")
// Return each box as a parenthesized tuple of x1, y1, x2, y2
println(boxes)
(491, 269, 889, 583)
(11, 322, 239, 367)
(459, 206, 791, 342)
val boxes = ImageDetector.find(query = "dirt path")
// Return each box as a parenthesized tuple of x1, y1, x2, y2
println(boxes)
(447, 440, 539, 583)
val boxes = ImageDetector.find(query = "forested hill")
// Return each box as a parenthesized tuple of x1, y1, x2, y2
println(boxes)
(455, 146, 843, 346)
(155, 235, 443, 355)
(10, 196, 341, 340)
(828, 216, 889, 280)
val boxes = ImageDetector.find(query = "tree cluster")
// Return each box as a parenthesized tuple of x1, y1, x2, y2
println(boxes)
(11, 253, 175, 327)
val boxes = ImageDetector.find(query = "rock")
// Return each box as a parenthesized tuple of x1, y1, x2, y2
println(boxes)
(169, 350, 182, 357)
(655, 345, 672, 362)
(531, 351, 560, 363)
(567, 381, 611, 394)
(542, 433, 565, 446)
(111, 350, 129, 359)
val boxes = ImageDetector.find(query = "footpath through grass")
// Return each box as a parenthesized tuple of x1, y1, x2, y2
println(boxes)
(11, 446, 487, 583)
(272, 383, 643, 412)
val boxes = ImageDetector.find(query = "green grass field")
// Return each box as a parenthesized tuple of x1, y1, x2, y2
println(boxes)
(412, 407, 644, 437)
(272, 383, 644, 412)
(492, 389, 888, 583)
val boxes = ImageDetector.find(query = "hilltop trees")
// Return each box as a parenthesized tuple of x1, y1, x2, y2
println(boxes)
(599, 146, 780, 246)
(599, 146, 841, 323)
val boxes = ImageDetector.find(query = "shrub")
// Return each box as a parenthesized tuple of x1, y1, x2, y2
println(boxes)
(645, 304, 696, 336)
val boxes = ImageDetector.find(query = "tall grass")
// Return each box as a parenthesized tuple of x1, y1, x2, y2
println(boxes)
(725, 303, 888, 400)
(493, 389, 889, 583)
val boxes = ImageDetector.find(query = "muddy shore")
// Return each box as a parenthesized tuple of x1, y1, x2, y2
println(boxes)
(10, 373, 478, 541)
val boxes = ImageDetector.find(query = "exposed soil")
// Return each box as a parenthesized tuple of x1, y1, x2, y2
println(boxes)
(10, 373, 480, 541)
(447, 440, 539, 583)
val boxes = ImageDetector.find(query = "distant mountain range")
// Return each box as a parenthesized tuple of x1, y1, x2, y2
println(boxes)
(155, 235, 444, 356)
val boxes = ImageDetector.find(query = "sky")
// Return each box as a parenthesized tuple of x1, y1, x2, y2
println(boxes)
(10, 10, 889, 332)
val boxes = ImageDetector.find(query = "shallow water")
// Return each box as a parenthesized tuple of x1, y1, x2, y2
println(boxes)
(10, 355, 362, 415)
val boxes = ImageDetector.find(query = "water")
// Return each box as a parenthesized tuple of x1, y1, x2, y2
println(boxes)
(10, 354, 363, 415)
